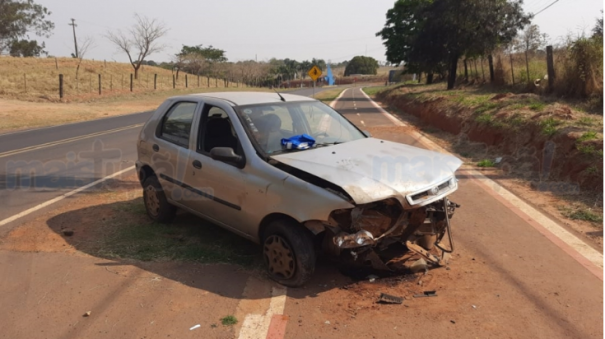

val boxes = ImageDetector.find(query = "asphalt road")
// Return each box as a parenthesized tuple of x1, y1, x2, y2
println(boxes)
(0, 87, 334, 230)
(0, 86, 602, 338)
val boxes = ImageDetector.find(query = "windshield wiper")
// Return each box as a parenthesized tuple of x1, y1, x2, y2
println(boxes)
(315, 141, 343, 147)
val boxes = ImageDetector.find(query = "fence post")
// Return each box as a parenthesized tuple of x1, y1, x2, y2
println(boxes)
(121, 74, 124, 90)
(55, 57, 59, 70)
(481, 58, 485, 81)
(197, 75, 200, 87)
(207, 77, 210, 87)
(509, 54, 515, 85)
(173, 74, 176, 89)
(546, 45, 555, 91)
(488, 55, 495, 82)
(130, 73, 133, 92)
(186, 74, 188, 88)
(59, 74, 64, 99)
(98, 74, 102, 95)
(215, 78, 218, 87)
(154, 74, 157, 90)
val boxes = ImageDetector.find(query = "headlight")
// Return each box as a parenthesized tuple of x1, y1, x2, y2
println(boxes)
(449, 177, 457, 187)
(354, 230, 374, 246)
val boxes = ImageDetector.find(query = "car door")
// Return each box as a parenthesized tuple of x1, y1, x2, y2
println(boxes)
(151, 100, 200, 200)
(180, 103, 248, 234)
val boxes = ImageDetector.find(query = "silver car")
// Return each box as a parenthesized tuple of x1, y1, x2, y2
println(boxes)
(136, 92, 462, 286)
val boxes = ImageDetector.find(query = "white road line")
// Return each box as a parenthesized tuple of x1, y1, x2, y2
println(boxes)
(237, 287, 287, 339)
(361, 120, 366, 126)
(329, 88, 348, 108)
(0, 166, 135, 228)
(0, 124, 143, 159)
(357, 113, 360, 116)
(360, 87, 604, 270)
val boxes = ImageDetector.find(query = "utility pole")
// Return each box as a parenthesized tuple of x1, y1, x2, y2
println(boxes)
(69, 18, 79, 58)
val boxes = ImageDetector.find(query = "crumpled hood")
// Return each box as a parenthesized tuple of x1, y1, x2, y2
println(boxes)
(271, 138, 462, 204)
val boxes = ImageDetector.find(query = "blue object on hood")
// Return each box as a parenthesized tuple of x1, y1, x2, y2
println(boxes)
(281, 134, 315, 150)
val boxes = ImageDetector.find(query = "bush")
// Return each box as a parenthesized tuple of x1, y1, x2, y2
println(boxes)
(554, 36, 603, 101)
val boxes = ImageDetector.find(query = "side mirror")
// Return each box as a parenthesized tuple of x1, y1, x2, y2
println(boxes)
(210, 147, 244, 167)
(362, 130, 372, 137)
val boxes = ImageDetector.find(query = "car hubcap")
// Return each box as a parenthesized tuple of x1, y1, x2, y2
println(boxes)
(264, 235, 295, 279)
(144, 185, 160, 218)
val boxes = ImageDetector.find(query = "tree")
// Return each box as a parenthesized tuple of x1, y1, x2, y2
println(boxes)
(9, 39, 46, 56)
(0, 0, 54, 54)
(106, 14, 167, 79)
(377, 0, 530, 89)
(344, 56, 379, 76)
(74, 36, 94, 91)
(593, 10, 603, 39)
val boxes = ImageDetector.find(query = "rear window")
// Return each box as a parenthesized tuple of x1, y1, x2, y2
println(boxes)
(160, 102, 197, 147)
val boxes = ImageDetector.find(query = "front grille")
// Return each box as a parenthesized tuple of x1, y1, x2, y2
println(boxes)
(406, 177, 457, 207)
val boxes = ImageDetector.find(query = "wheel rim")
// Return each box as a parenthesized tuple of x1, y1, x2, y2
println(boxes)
(144, 185, 160, 218)
(264, 235, 295, 279)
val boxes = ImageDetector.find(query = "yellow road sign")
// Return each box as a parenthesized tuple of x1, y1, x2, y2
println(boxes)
(308, 66, 322, 81)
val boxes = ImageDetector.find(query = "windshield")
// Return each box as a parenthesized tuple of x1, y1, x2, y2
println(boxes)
(237, 101, 366, 154)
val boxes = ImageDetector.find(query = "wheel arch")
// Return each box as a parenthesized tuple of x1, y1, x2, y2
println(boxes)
(258, 213, 309, 242)
(138, 164, 156, 184)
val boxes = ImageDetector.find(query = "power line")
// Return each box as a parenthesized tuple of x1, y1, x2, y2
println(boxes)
(533, 0, 561, 16)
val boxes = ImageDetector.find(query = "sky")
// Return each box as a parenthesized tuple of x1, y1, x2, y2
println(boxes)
(34, 0, 604, 64)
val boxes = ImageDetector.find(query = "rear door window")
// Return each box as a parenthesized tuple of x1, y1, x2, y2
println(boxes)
(159, 102, 197, 147)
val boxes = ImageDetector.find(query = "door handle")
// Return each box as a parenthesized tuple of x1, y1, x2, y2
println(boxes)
(192, 160, 202, 169)
(152, 144, 160, 152)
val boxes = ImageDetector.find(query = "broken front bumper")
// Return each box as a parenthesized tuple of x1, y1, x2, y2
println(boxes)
(324, 197, 459, 272)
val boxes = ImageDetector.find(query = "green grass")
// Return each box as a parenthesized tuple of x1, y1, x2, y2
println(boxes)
(560, 207, 603, 223)
(362, 86, 386, 96)
(578, 131, 598, 142)
(577, 144, 598, 156)
(221, 315, 238, 326)
(475, 113, 493, 124)
(477, 159, 496, 167)
(528, 102, 546, 111)
(585, 165, 600, 175)
(540, 117, 562, 137)
(96, 198, 260, 266)
(474, 102, 499, 114)
(578, 117, 595, 126)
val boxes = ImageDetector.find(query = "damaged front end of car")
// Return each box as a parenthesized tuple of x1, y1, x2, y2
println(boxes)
(313, 181, 460, 274)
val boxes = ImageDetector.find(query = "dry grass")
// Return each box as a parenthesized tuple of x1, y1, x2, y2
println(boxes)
(313, 87, 345, 102)
(0, 87, 272, 133)
(0, 56, 268, 132)
(0, 56, 239, 102)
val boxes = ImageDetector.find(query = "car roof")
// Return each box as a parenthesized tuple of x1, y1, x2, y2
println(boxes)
(167, 91, 317, 106)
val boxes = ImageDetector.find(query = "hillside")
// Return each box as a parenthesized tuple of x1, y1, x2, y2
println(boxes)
(0, 56, 229, 102)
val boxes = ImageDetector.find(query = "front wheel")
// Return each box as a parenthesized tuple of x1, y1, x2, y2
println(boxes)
(263, 220, 316, 287)
(142, 176, 176, 223)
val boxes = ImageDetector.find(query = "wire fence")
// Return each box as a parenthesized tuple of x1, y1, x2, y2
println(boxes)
(1, 71, 246, 101)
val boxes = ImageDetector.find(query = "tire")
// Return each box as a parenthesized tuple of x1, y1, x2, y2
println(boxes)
(142, 176, 176, 223)
(262, 219, 316, 287)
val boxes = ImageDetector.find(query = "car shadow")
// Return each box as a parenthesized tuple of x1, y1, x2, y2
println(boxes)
(45, 197, 357, 300)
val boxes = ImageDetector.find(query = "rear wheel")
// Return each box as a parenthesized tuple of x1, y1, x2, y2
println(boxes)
(263, 220, 316, 287)
(142, 176, 176, 223)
